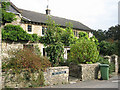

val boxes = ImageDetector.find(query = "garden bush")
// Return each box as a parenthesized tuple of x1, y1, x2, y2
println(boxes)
(2, 48, 51, 87)
(68, 38, 99, 64)
(2, 48, 51, 72)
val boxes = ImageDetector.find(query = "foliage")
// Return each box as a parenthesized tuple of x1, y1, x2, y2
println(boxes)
(3, 69, 45, 88)
(92, 25, 120, 56)
(2, 24, 40, 42)
(92, 29, 107, 42)
(39, 17, 65, 66)
(1, 2, 16, 25)
(106, 25, 120, 41)
(46, 42, 64, 66)
(68, 38, 99, 64)
(78, 32, 89, 39)
(2, 48, 51, 72)
(2, 24, 31, 41)
(61, 23, 75, 46)
(90, 36, 99, 46)
(98, 56, 115, 74)
(99, 41, 118, 56)
(92, 25, 120, 42)
(32, 34, 39, 42)
(34, 45, 41, 56)
(2, 48, 51, 87)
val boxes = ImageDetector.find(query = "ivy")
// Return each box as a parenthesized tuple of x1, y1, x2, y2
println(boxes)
(2, 24, 39, 42)
(1, 2, 16, 25)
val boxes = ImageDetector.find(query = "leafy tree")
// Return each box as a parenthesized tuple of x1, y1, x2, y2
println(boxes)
(92, 29, 106, 42)
(40, 17, 64, 66)
(78, 32, 99, 46)
(1, 2, 16, 25)
(106, 25, 120, 41)
(61, 22, 75, 46)
(99, 41, 118, 56)
(78, 31, 89, 39)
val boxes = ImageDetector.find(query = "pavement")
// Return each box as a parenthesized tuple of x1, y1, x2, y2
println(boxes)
(43, 74, 120, 88)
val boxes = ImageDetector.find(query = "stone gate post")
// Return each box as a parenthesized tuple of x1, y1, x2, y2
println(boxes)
(111, 54, 118, 74)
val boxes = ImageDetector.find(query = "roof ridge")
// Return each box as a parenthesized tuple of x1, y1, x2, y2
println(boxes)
(19, 8, 91, 30)
(19, 9, 92, 31)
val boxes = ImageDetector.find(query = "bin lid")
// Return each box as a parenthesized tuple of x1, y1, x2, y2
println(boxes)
(100, 64, 109, 67)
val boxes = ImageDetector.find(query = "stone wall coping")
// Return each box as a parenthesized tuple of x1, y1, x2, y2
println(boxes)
(78, 63, 99, 67)
(47, 66, 69, 69)
(104, 56, 111, 58)
(111, 54, 118, 57)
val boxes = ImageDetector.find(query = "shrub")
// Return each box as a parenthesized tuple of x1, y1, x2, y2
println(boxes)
(2, 48, 51, 87)
(2, 48, 51, 72)
(69, 38, 99, 64)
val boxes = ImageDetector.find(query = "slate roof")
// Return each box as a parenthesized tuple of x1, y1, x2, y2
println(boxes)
(20, 9, 92, 31)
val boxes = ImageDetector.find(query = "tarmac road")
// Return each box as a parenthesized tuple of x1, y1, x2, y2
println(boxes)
(43, 75, 119, 88)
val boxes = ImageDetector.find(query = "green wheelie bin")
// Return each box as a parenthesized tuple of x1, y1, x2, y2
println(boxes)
(100, 64, 109, 80)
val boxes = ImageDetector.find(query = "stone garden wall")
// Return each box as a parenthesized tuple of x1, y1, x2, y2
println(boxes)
(104, 54, 119, 74)
(2, 66, 69, 88)
(69, 63, 100, 81)
(2, 41, 23, 59)
(44, 66, 69, 85)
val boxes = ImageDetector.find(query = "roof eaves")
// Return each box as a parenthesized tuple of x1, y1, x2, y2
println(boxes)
(9, 1, 21, 13)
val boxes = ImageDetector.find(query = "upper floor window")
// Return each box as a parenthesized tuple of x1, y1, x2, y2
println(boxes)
(74, 31, 75, 36)
(76, 31, 78, 37)
(42, 26, 47, 35)
(28, 25, 32, 32)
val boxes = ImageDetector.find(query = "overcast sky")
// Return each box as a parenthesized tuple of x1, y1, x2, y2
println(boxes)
(10, 0, 119, 30)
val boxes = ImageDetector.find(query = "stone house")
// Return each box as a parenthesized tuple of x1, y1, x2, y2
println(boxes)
(2, 1, 93, 59)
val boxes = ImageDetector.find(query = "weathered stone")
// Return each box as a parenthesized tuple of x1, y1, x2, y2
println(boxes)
(2, 66, 69, 88)
(43, 66, 69, 85)
(69, 63, 100, 81)
(111, 54, 118, 74)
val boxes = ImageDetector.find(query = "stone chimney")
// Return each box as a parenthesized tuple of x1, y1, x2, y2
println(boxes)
(46, 0, 51, 15)
(46, 8, 51, 15)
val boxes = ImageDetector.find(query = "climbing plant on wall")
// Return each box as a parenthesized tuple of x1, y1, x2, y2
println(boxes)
(1, 2, 16, 25)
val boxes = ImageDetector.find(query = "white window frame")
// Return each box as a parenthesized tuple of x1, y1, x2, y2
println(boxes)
(27, 25, 33, 34)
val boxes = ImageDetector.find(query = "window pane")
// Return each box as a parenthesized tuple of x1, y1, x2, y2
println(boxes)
(76, 31, 77, 37)
(42, 27, 44, 35)
(28, 25, 32, 32)
(43, 48, 45, 56)
(74, 31, 75, 36)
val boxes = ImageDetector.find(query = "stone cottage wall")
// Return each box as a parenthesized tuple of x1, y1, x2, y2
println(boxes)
(69, 63, 100, 81)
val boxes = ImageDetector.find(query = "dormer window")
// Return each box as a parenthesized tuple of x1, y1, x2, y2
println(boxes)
(28, 25, 32, 32)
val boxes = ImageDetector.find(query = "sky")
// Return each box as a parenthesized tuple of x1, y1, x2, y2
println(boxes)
(10, 0, 119, 30)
